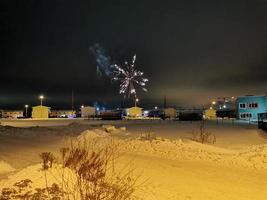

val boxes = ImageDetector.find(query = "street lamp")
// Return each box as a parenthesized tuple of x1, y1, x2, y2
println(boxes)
(135, 98, 139, 107)
(25, 105, 29, 118)
(39, 95, 44, 106)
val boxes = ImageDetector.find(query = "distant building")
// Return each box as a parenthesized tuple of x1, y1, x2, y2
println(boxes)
(163, 108, 177, 119)
(50, 110, 76, 118)
(98, 110, 123, 120)
(32, 105, 50, 119)
(236, 95, 267, 121)
(81, 106, 96, 118)
(213, 97, 236, 111)
(1, 110, 23, 119)
(147, 109, 164, 118)
(177, 108, 203, 121)
(126, 107, 143, 118)
(204, 107, 216, 119)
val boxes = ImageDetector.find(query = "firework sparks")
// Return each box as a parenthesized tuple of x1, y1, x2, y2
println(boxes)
(112, 54, 148, 98)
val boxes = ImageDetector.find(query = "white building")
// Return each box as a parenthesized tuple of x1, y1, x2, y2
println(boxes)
(1, 110, 24, 119)
(81, 106, 96, 118)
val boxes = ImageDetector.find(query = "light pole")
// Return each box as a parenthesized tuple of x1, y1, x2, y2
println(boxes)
(211, 101, 216, 109)
(39, 95, 44, 118)
(39, 95, 44, 106)
(135, 98, 139, 107)
(25, 105, 29, 118)
(81, 105, 84, 118)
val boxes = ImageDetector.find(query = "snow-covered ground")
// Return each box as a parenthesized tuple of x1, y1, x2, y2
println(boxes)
(0, 120, 267, 199)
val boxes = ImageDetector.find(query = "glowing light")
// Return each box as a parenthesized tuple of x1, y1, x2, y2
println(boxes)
(212, 101, 216, 105)
(223, 105, 227, 108)
(155, 106, 158, 110)
(112, 54, 148, 98)
(25, 105, 29, 108)
(81, 105, 84, 108)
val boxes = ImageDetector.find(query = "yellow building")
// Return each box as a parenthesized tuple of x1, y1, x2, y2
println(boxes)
(204, 107, 217, 119)
(32, 105, 50, 119)
(81, 106, 96, 118)
(126, 107, 143, 117)
(164, 108, 177, 118)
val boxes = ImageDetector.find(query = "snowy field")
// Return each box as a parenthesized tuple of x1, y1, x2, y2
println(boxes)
(0, 119, 267, 199)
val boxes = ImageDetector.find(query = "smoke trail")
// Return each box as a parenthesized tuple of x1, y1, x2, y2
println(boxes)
(89, 43, 113, 78)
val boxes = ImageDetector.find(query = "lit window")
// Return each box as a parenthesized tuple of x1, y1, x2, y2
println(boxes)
(248, 103, 259, 109)
(240, 113, 252, 119)
(239, 103, 246, 109)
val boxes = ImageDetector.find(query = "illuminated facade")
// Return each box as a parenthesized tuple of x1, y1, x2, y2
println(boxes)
(204, 108, 217, 119)
(32, 105, 50, 119)
(50, 110, 76, 118)
(163, 108, 177, 119)
(0, 110, 23, 118)
(126, 107, 143, 117)
(81, 106, 96, 118)
(236, 95, 267, 121)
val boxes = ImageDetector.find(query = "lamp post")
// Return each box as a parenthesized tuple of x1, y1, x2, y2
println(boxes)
(80, 105, 84, 118)
(25, 105, 28, 118)
(39, 95, 44, 106)
(135, 98, 139, 107)
(39, 95, 44, 118)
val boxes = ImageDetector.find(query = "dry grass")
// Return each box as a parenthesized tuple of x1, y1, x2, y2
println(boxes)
(1, 136, 142, 200)
(0, 180, 64, 200)
(191, 120, 216, 144)
(40, 152, 55, 170)
(62, 139, 139, 200)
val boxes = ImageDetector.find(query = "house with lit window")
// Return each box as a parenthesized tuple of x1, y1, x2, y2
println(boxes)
(236, 95, 267, 121)
(0, 110, 24, 119)
(126, 107, 143, 118)
(50, 110, 76, 118)
(81, 106, 96, 118)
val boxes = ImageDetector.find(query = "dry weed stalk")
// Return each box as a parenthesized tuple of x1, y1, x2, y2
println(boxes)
(1, 134, 142, 200)
(192, 120, 216, 144)
(61, 137, 140, 200)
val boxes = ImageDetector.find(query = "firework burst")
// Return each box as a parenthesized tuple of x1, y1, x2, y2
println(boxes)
(112, 54, 148, 98)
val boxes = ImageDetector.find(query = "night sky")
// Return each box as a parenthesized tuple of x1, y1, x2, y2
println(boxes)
(1, 0, 267, 109)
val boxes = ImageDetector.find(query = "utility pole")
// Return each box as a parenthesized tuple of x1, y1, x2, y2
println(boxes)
(71, 88, 74, 111)
(25, 105, 28, 118)
(164, 95, 167, 108)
